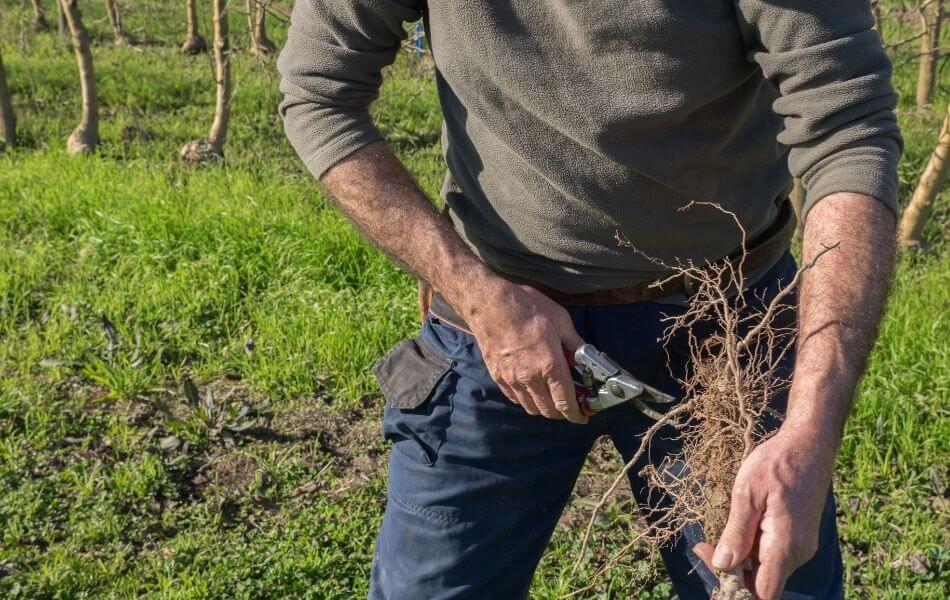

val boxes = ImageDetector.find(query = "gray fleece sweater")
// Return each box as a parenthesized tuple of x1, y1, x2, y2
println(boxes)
(278, 1, 902, 293)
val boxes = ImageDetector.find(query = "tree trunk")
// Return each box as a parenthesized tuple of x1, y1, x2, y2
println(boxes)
(208, 0, 230, 151)
(104, 0, 135, 46)
(916, 0, 943, 107)
(60, 0, 99, 154)
(181, 0, 230, 163)
(56, 0, 67, 35)
(900, 103, 950, 247)
(871, 0, 886, 34)
(0, 46, 16, 147)
(180, 0, 207, 54)
(790, 177, 806, 237)
(246, 0, 275, 55)
(31, 0, 51, 31)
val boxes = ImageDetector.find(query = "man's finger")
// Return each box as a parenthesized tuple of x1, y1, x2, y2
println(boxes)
(697, 543, 760, 594)
(547, 378, 586, 423)
(502, 381, 540, 415)
(523, 376, 564, 420)
(545, 353, 586, 424)
(692, 542, 715, 571)
(753, 557, 790, 600)
(753, 518, 794, 600)
(559, 325, 584, 353)
(517, 389, 543, 416)
(712, 484, 762, 571)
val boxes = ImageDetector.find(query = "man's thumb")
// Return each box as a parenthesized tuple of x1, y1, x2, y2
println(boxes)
(712, 490, 760, 571)
(559, 324, 584, 353)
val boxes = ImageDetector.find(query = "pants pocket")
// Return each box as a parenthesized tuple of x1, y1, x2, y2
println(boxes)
(374, 338, 457, 466)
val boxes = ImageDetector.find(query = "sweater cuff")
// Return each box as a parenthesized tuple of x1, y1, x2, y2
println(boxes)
(280, 100, 385, 180)
(303, 123, 384, 180)
(800, 139, 901, 224)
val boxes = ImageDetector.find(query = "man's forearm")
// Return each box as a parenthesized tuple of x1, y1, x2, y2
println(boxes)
(320, 140, 590, 423)
(785, 192, 897, 451)
(320, 141, 502, 319)
(700, 193, 897, 593)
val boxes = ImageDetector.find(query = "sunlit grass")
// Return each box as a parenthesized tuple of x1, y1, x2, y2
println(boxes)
(0, 0, 946, 597)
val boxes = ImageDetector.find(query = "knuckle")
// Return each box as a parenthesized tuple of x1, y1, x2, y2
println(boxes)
(537, 358, 559, 378)
(722, 522, 748, 540)
(731, 482, 753, 503)
(758, 547, 786, 566)
(513, 366, 535, 384)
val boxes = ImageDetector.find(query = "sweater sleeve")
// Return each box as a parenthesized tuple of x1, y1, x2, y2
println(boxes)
(276, 0, 421, 179)
(733, 1, 903, 221)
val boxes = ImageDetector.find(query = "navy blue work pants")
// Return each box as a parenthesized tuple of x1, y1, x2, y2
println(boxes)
(368, 253, 843, 599)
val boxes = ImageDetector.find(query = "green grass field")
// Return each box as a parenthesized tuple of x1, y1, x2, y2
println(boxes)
(0, 1, 947, 597)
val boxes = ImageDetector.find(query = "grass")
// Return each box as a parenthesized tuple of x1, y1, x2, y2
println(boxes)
(0, 0, 947, 597)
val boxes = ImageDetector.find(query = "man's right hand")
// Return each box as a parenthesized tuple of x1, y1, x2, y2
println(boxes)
(318, 142, 587, 423)
(458, 279, 589, 424)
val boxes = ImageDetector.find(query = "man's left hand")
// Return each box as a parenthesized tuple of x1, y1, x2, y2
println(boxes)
(692, 424, 837, 599)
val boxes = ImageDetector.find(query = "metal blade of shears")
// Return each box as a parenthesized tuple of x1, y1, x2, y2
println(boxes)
(566, 344, 678, 419)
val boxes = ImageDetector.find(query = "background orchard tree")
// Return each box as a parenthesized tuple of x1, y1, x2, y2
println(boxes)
(104, 0, 136, 46)
(181, 0, 230, 163)
(871, 0, 884, 30)
(180, 0, 207, 54)
(30, 0, 51, 31)
(900, 102, 950, 247)
(55, 0, 67, 35)
(916, 0, 943, 107)
(0, 45, 15, 147)
(59, 0, 99, 154)
(246, 0, 275, 56)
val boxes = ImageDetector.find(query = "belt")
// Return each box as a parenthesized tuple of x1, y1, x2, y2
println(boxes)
(428, 198, 795, 328)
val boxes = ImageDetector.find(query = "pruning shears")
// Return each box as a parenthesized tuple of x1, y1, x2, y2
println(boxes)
(564, 344, 676, 420)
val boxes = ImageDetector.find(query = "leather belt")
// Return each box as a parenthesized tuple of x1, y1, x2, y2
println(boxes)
(428, 198, 795, 327)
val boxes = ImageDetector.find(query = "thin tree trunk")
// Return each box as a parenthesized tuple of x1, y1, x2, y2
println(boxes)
(60, 0, 99, 154)
(180, 0, 207, 54)
(871, 0, 883, 32)
(31, 0, 51, 31)
(246, 0, 275, 55)
(56, 0, 67, 35)
(900, 103, 950, 246)
(916, 0, 943, 107)
(181, 0, 229, 163)
(208, 0, 230, 151)
(790, 177, 806, 237)
(104, 0, 135, 46)
(0, 46, 16, 147)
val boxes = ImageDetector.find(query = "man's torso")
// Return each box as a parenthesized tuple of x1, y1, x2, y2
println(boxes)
(425, 0, 789, 292)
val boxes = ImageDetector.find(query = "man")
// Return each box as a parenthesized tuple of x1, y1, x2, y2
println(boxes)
(278, 1, 900, 598)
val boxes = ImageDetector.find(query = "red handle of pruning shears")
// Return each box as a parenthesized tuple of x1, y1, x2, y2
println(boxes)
(563, 346, 597, 417)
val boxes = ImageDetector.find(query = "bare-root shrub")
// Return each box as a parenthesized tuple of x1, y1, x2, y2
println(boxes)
(570, 203, 837, 598)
